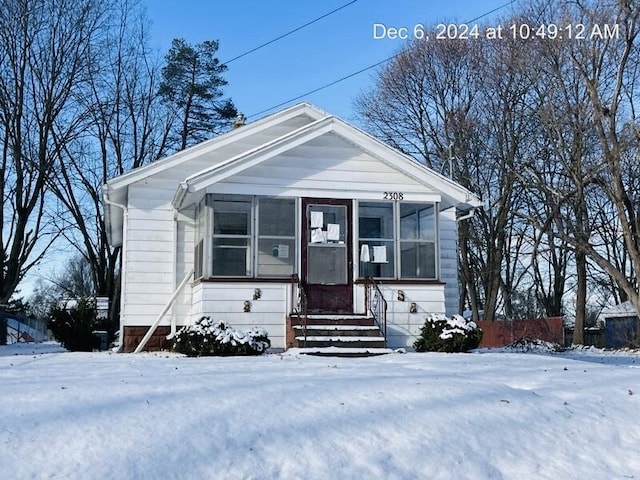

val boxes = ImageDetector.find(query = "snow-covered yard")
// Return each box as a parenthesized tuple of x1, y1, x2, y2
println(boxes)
(1, 343, 639, 479)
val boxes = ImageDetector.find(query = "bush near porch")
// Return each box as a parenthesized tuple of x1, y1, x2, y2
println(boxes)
(173, 317, 270, 356)
(414, 314, 483, 353)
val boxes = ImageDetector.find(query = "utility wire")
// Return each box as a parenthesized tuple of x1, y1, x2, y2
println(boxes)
(247, 0, 517, 119)
(222, 0, 359, 65)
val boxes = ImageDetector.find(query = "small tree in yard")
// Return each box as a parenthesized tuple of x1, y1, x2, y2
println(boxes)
(48, 298, 102, 352)
(414, 314, 483, 353)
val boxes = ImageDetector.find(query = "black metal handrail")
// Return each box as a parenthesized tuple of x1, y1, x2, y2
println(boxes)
(290, 274, 309, 347)
(365, 276, 387, 347)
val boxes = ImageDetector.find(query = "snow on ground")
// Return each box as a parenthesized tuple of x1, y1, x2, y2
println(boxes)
(1, 344, 639, 479)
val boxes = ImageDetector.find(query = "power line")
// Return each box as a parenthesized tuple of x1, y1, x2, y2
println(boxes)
(222, 0, 359, 65)
(248, 57, 393, 119)
(247, 0, 517, 119)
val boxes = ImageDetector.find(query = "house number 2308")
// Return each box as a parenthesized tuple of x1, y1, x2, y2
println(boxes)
(383, 191, 404, 200)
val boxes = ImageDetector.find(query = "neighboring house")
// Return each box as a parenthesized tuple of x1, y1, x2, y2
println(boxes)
(599, 301, 639, 349)
(103, 103, 481, 352)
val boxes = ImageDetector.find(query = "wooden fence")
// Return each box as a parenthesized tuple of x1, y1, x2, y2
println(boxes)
(477, 317, 564, 348)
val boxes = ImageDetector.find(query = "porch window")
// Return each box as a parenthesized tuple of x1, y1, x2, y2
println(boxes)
(357, 201, 438, 280)
(358, 202, 395, 278)
(256, 198, 296, 277)
(194, 198, 206, 279)
(212, 196, 252, 276)
(399, 203, 437, 279)
(196, 194, 297, 278)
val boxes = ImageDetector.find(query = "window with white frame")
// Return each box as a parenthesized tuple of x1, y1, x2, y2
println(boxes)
(358, 202, 395, 278)
(194, 198, 206, 279)
(212, 196, 252, 276)
(195, 194, 296, 278)
(357, 201, 438, 280)
(257, 197, 296, 276)
(399, 203, 437, 279)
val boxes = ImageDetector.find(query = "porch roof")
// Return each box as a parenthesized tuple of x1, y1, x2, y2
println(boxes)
(171, 113, 481, 213)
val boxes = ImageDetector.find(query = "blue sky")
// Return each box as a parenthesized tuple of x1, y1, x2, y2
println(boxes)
(145, 0, 517, 123)
(19, 1, 517, 297)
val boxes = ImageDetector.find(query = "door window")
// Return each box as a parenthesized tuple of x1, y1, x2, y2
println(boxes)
(306, 204, 347, 285)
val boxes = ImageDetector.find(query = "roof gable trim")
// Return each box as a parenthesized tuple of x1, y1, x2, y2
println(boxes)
(172, 116, 334, 208)
(107, 102, 328, 191)
(172, 115, 482, 210)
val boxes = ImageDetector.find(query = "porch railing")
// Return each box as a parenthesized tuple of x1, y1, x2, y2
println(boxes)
(365, 276, 387, 347)
(290, 274, 309, 347)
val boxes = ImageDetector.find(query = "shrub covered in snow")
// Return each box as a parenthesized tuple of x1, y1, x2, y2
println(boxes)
(413, 314, 483, 353)
(173, 317, 270, 356)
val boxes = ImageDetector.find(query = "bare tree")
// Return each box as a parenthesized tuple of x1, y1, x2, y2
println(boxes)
(520, 0, 640, 340)
(356, 33, 536, 322)
(47, 0, 172, 334)
(0, 0, 106, 304)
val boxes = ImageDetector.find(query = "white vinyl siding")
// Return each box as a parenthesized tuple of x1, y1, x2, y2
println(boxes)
(212, 133, 441, 202)
(439, 209, 460, 316)
(123, 183, 174, 326)
(191, 282, 289, 349)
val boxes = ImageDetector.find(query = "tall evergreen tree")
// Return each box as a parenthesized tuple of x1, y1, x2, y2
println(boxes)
(159, 38, 237, 150)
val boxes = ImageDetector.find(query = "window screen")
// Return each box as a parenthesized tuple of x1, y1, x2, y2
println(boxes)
(257, 198, 296, 277)
(211, 197, 252, 277)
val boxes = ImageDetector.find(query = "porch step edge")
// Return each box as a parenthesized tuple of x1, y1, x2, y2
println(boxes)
(295, 336, 386, 342)
(293, 325, 379, 331)
(287, 347, 394, 357)
(303, 314, 374, 320)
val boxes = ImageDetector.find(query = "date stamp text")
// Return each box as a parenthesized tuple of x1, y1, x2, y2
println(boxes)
(373, 22, 620, 41)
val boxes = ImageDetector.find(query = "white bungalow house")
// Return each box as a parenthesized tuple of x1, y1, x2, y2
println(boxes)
(103, 103, 481, 353)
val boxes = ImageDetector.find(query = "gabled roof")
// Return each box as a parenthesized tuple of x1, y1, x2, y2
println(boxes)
(172, 114, 481, 212)
(103, 103, 328, 245)
(600, 301, 639, 320)
(105, 102, 328, 194)
(103, 102, 481, 246)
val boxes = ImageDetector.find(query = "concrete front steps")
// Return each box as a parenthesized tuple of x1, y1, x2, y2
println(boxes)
(289, 314, 391, 357)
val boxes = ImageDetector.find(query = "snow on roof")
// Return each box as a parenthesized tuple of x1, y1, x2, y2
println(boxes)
(600, 301, 638, 320)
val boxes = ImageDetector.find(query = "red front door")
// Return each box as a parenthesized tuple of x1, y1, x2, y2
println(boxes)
(301, 198, 353, 313)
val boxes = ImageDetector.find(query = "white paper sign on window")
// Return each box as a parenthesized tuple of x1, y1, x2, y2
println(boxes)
(372, 245, 388, 263)
(327, 223, 340, 241)
(278, 244, 290, 258)
(311, 228, 326, 243)
(310, 211, 323, 228)
(360, 244, 370, 263)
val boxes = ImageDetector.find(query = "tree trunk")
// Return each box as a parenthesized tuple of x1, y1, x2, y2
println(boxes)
(573, 250, 587, 345)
